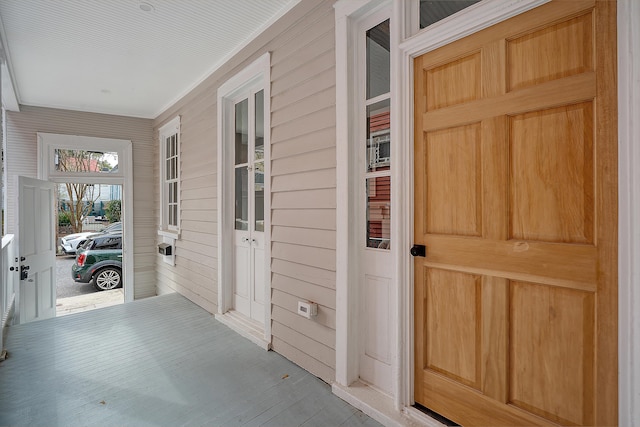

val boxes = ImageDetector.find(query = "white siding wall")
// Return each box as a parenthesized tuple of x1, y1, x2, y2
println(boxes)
(154, 0, 337, 382)
(5, 106, 156, 299)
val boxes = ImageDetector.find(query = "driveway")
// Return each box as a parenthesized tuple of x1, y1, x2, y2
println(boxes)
(56, 255, 95, 298)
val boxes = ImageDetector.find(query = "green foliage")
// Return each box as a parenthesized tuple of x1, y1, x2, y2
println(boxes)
(105, 200, 122, 223)
(58, 211, 71, 226)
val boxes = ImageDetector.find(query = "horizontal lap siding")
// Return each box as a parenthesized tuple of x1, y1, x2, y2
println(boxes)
(5, 106, 156, 299)
(152, 0, 337, 383)
(269, 1, 336, 382)
(155, 98, 218, 310)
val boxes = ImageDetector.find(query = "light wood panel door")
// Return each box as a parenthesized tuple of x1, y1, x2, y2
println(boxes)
(413, 1, 617, 426)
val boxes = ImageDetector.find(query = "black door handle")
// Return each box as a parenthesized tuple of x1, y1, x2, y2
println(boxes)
(410, 244, 426, 257)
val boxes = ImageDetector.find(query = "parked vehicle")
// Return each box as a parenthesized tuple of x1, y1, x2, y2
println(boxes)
(71, 234, 123, 291)
(60, 221, 122, 254)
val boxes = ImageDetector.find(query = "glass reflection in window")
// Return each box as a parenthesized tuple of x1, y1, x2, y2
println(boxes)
(255, 90, 265, 161)
(419, 0, 481, 29)
(254, 162, 264, 232)
(366, 176, 391, 250)
(235, 99, 248, 165)
(235, 167, 248, 230)
(366, 19, 390, 100)
(366, 99, 391, 173)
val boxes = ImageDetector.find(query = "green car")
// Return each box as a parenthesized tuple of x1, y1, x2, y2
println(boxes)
(71, 234, 123, 291)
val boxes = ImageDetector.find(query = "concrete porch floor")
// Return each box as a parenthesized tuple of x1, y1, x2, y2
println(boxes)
(0, 294, 382, 427)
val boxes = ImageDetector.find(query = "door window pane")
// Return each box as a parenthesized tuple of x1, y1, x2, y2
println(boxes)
(255, 90, 265, 161)
(235, 167, 248, 230)
(366, 19, 390, 99)
(254, 162, 265, 232)
(367, 99, 391, 172)
(235, 99, 249, 165)
(366, 176, 391, 249)
(419, 0, 481, 29)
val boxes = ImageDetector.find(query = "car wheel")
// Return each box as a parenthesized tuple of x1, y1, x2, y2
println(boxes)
(93, 267, 122, 291)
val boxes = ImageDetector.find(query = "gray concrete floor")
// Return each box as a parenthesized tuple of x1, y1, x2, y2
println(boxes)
(0, 294, 382, 427)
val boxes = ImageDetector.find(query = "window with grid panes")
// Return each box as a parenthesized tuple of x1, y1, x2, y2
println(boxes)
(159, 117, 180, 232)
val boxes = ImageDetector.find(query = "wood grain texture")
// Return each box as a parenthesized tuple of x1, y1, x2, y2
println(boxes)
(510, 102, 594, 243)
(425, 268, 481, 388)
(510, 282, 595, 425)
(508, 13, 594, 91)
(413, 1, 617, 425)
(425, 123, 482, 236)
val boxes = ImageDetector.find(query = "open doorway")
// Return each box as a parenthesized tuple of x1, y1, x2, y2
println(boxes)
(55, 182, 124, 316)
(29, 132, 134, 323)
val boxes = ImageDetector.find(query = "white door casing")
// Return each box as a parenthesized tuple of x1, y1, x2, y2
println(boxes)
(17, 176, 56, 323)
(37, 133, 134, 303)
(217, 52, 272, 344)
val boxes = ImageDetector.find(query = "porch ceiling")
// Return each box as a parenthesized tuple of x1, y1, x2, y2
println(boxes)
(0, 0, 299, 119)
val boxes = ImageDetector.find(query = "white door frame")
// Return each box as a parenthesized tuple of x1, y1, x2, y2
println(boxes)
(37, 133, 134, 303)
(617, 0, 640, 424)
(335, 1, 640, 425)
(216, 52, 272, 344)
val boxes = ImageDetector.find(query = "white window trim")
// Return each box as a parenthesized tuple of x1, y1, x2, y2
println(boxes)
(36, 133, 134, 303)
(158, 116, 181, 237)
(216, 52, 272, 347)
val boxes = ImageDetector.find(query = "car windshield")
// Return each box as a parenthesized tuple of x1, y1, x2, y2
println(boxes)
(103, 222, 122, 233)
(77, 239, 93, 251)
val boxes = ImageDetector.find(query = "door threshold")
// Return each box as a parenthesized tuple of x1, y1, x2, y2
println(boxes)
(332, 381, 446, 427)
(215, 310, 270, 350)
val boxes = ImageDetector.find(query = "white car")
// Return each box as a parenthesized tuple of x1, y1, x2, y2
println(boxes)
(60, 222, 122, 254)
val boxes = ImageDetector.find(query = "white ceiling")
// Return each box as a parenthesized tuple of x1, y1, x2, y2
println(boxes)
(0, 0, 299, 119)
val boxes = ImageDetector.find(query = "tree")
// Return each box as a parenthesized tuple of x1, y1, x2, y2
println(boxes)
(56, 149, 108, 233)
(105, 200, 121, 223)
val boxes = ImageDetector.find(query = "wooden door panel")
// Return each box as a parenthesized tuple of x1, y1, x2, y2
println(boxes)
(510, 282, 595, 425)
(413, 1, 616, 425)
(426, 52, 481, 111)
(425, 124, 482, 236)
(507, 12, 594, 91)
(510, 102, 594, 244)
(424, 267, 481, 388)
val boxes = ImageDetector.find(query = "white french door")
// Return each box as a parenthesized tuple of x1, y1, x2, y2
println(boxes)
(359, 14, 393, 395)
(18, 176, 56, 323)
(233, 89, 266, 324)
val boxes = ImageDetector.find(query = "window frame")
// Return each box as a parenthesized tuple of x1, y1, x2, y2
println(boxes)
(158, 116, 181, 235)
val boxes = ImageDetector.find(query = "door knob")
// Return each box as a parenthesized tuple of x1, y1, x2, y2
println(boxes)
(241, 237, 249, 243)
(410, 244, 426, 257)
